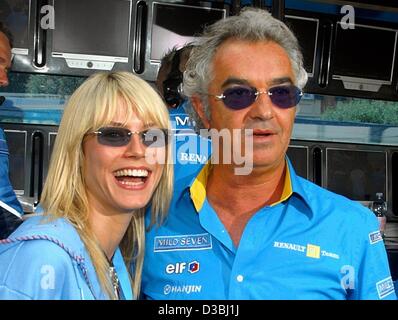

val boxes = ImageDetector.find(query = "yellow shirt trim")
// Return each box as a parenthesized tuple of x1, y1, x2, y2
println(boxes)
(270, 163, 293, 207)
(190, 162, 212, 212)
(190, 161, 293, 212)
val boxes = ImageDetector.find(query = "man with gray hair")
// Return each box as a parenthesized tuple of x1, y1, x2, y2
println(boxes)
(141, 8, 395, 300)
(0, 21, 23, 239)
(0, 21, 12, 87)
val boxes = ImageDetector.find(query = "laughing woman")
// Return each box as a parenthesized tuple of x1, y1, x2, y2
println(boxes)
(0, 72, 173, 299)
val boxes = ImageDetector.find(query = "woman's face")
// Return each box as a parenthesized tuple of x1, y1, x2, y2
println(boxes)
(82, 103, 166, 216)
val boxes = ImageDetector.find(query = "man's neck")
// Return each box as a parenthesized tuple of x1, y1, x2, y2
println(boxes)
(206, 161, 287, 246)
(207, 162, 286, 210)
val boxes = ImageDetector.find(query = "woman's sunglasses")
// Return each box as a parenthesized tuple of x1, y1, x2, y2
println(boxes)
(91, 127, 169, 147)
(212, 84, 303, 110)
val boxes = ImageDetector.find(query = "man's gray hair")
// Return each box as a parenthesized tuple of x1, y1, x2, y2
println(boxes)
(182, 7, 308, 132)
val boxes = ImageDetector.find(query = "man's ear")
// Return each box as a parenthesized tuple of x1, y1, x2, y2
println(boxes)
(191, 95, 210, 129)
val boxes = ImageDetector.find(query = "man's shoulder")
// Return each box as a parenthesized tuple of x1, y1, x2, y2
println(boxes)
(0, 128, 5, 141)
(171, 172, 197, 203)
(296, 176, 375, 224)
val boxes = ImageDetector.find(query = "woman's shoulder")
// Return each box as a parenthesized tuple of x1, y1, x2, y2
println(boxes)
(2, 215, 88, 276)
(8, 215, 86, 252)
(10, 215, 73, 236)
(0, 215, 90, 299)
(0, 238, 80, 299)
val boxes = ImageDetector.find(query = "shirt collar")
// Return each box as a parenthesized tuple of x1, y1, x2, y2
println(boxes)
(284, 157, 314, 218)
(269, 161, 293, 207)
(189, 158, 313, 214)
(190, 162, 212, 212)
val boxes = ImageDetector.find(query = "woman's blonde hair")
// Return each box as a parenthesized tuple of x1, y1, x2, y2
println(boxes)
(40, 71, 173, 299)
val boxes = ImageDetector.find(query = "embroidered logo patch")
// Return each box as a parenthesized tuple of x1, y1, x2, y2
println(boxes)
(376, 277, 395, 299)
(369, 231, 383, 244)
(306, 244, 321, 259)
(165, 261, 200, 274)
(188, 261, 200, 274)
(273, 241, 340, 260)
(154, 233, 212, 252)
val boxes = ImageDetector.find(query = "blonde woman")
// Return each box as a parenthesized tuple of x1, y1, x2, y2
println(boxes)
(0, 72, 173, 299)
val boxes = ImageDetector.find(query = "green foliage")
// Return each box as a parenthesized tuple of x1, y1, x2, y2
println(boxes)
(0, 72, 29, 93)
(321, 99, 398, 126)
(1, 73, 85, 97)
(24, 74, 85, 97)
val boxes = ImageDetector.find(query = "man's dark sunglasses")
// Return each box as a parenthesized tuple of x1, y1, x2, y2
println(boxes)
(212, 85, 303, 110)
(91, 127, 169, 147)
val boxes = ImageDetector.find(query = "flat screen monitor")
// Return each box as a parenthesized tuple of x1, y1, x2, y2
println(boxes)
(333, 22, 397, 91)
(3, 130, 26, 194)
(151, 2, 227, 61)
(141, 1, 227, 80)
(285, 15, 318, 77)
(49, 132, 57, 160)
(0, 0, 30, 55)
(287, 145, 308, 178)
(326, 148, 387, 202)
(52, 0, 132, 70)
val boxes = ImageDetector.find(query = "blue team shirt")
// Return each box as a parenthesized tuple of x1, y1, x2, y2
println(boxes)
(170, 101, 211, 180)
(0, 128, 23, 217)
(169, 101, 195, 133)
(0, 215, 133, 300)
(142, 159, 396, 300)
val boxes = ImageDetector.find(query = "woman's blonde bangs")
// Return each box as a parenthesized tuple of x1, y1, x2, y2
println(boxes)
(87, 72, 170, 133)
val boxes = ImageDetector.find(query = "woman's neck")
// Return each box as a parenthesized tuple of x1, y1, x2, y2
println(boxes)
(87, 205, 133, 260)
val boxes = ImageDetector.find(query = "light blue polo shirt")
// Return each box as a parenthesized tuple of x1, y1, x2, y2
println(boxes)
(0, 128, 23, 217)
(168, 100, 211, 180)
(169, 100, 194, 133)
(142, 159, 396, 300)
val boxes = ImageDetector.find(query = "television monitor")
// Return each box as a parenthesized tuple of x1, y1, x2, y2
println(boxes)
(285, 15, 319, 77)
(287, 145, 308, 178)
(326, 148, 387, 202)
(51, 0, 132, 71)
(48, 132, 57, 160)
(332, 22, 397, 92)
(140, 1, 228, 81)
(3, 129, 26, 195)
(0, 0, 30, 55)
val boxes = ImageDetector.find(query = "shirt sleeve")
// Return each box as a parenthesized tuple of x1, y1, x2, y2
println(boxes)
(350, 210, 397, 300)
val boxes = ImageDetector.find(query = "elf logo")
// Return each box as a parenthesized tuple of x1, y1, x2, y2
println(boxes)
(166, 261, 200, 274)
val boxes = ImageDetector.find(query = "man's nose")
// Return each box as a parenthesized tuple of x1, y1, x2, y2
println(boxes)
(248, 91, 275, 120)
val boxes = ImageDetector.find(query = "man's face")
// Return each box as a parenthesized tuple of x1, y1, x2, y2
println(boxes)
(0, 31, 11, 87)
(197, 39, 297, 172)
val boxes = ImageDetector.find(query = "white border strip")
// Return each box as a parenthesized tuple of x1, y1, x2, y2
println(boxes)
(0, 200, 22, 219)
